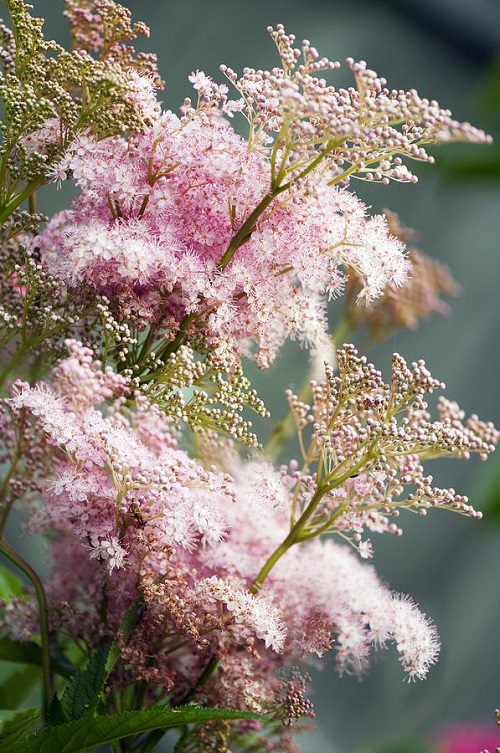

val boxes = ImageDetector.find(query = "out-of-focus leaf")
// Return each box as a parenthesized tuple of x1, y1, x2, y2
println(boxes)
(474, 57, 500, 121)
(472, 453, 500, 524)
(0, 708, 39, 750)
(0, 566, 24, 601)
(437, 145, 500, 181)
(0, 638, 44, 667)
(0, 666, 40, 709)
(0, 637, 75, 679)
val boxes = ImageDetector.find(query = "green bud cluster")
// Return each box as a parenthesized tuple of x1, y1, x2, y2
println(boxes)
(139, 344, 270, 447)
(0, 0, 161, 224)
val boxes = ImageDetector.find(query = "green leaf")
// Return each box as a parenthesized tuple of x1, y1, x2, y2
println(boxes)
(118, 601, 143, 644)
(0, 637, 74, 680)
(45, 695, 67, 728)
(22, 705, 265, 753)
(0, 637, 44, 667)
(55, 604, 144, 723)
(438, 144, 500, 181)
(0, 708, 39, 751)
(0, 566, 24, 601)
(60, 642, 113, 721)
(0, 666, 40, 709)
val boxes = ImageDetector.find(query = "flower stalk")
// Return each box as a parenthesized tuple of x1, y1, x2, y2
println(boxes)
(0, 537, 53, 715)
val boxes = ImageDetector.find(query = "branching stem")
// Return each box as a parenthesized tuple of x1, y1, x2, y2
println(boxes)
(0, 537, 54, 715)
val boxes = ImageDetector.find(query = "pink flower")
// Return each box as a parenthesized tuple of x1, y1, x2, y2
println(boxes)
(434, 721, 500, 753)
(38, 87, 410, 366)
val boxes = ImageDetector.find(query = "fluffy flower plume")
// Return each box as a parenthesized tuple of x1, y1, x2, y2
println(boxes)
(38, 114, 408, 366)
(36, 25, 488, 368)
(36, 25, 489, 368)
(0, 8, 496, 752)
(344, 210, 461, 338)
(204, 477, 441, 679)
(2, 343, 447, 698)
(9, 340, 232, 564)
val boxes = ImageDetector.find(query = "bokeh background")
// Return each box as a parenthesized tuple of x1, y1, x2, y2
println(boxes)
(33, 0, 500, 750)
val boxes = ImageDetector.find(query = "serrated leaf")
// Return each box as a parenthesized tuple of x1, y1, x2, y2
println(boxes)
(56, 603, 144, 723)
(22, 705, 266, 753)
(0, 708, 39, 751)
(119, 601, 143, 644)
(45, 695, 67, 728)
(60, 642, 113, 721)
(0, 566, 24, 601)
(0, 665, 40, 709)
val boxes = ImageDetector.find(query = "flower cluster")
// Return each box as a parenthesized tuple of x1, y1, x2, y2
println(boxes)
(0, 5, 496, 753)
(0, 343, 450, 735)
(36, 25, 489, 368)
(137, 344, 269, 447)
(282, 345, 498, 555)
(220, 25, 491, 185)
(0, 0, 162, 226)
(344, 210, 461, 339)
(37, 114, 411, 367)
(64, 0, 164, 88)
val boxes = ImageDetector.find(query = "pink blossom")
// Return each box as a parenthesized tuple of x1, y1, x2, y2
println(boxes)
(8, 343, 444, 688)
(38, 101, 409, 366)
(197, 576, 287, 652)
(434, 721, 500, 753)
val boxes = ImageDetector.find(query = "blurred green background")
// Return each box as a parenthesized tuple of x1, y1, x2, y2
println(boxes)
(30, 0, 500, 750)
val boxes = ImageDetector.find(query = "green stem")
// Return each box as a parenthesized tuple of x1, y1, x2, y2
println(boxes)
(153, 187, 284, 365)
(0, 456, 21, 535)
(28, 190, 37, 215)
(216, 190, 277, 272)
(264, 379, 312, 462)
(156, 311, 196, 363)
(0, 177, 45, 226)
(0, 537, 53, 714)
(137, 324, 157, 366)
(251, 444, 378, 591)
(181, 653, 220, 704)
(331, 315, 355, 347)
(249, 485, 326, 593)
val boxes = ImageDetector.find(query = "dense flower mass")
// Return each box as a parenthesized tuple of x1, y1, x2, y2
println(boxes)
(0, 4, 496, 753)
(2, 343, 443, 688)
(37, 116, 410, 367)
(35, 25, 489, 367)
(3, 340, 496, 721)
